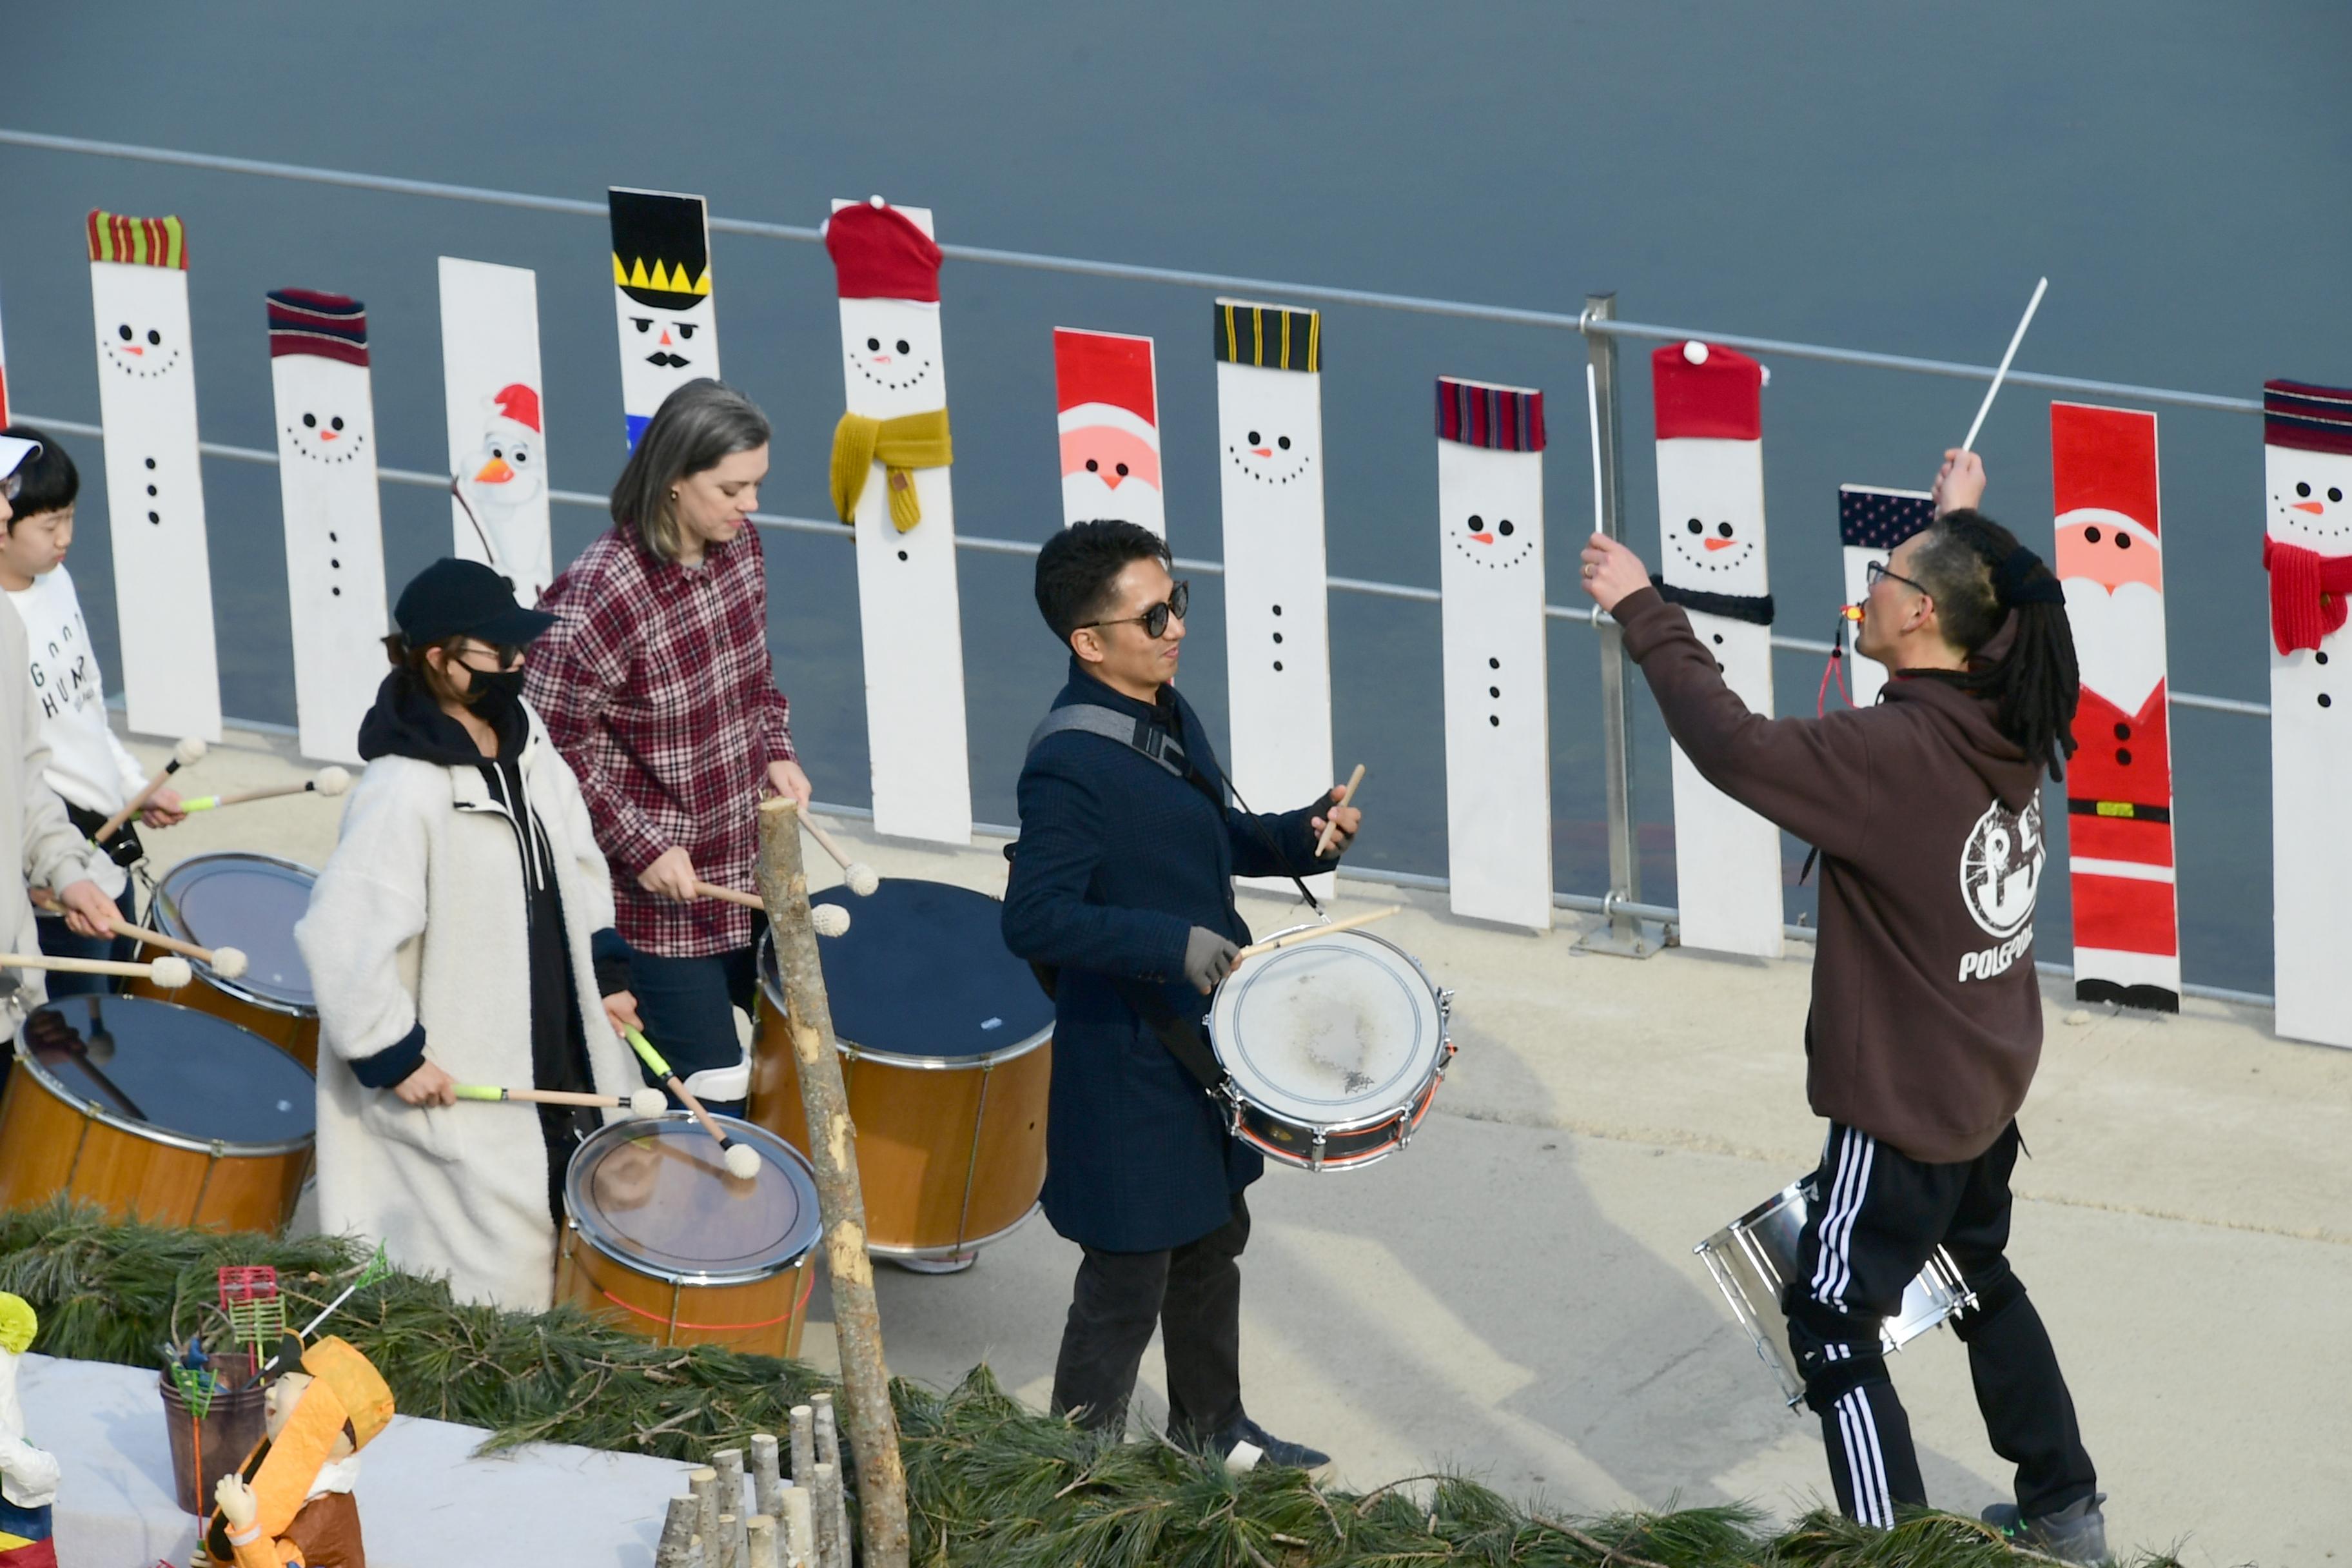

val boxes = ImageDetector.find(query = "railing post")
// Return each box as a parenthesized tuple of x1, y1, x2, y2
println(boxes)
(1576, 293, 1664, 958)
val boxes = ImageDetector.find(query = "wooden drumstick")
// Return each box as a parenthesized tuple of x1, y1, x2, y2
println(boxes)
(0, 951, 193, 987)
(103, 916, 247, 980)
(800, 816, 879, 897)
(181, 767, 351, 813)
(93, 736, 206, 843)
(696, 880, 850, 936)
(1313, 763, 1367, 858)
(455, 1083, 669, 1115)
(622, 1025, 762, 1180)
(1231, 904, 1403, 964)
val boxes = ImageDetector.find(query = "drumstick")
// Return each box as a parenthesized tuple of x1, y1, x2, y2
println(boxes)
(1231, 904, 1403, 964)
(695, 880, 851, 936)
(181, 767, 351, 813)
(622, 1025, 762, 1180)
(93, 737, 206, 843)
(1959, 276, 2048, 454)
(103, 916, 248, 980)
(1313, 763, 1367, 858)
(455, 1083, 669, 1115)
(800, 816, 879, 897)
(0, 951, 192, 987)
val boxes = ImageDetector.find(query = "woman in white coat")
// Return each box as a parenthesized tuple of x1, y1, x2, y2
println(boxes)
(296, 560, 644, 1311)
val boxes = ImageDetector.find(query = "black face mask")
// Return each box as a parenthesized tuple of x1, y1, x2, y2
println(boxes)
(465, 665, 526, 709)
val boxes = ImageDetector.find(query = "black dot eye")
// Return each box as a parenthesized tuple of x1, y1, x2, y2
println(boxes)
(330, 416, 345, 432)
(895, 339, 910, 355)
(2333, 488, 2345, 504)
(634, 318, 652, 333)
(2297, 482, 2312, 497)
(676, 324, 696, 339)
(1277, 436, 1291, 450)
(1247, 431, 1261, 445)
(1498, 520, 1515, 536)
(2115, 533, 2130, 549)
(147, 329, 161, 346)
(1115, 463, 1128, 476)
(2084, 526, 2101, 544)
(514, 448, 529, 464)
(866, 337, 880, 351)
(302, 413, 317, 428)
(1716, 522, 1734, 539)
(491, 446, 504, 459)
(1467, 514, 1484, 532)
(1686, 518, 1703, 534)
(117, 324, 132, 340)
(1084, 458, 1099, 472)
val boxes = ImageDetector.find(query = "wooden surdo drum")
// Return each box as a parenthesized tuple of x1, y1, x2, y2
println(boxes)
(128, 852, 322, 1070)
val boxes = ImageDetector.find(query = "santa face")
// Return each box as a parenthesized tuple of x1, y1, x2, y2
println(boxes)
(838, 297, 945, 417)
(2266, 446, 2352, 553)
(615, 289, 715, 419)
(280, 365, 373, 469)
(1219, 369, 1319, 492)
(1060, 421, 1161, 524)
(95, 266, 189, 384)
(1656, 438, 1767, 595)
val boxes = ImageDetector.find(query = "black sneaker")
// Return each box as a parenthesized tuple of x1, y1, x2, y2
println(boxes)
(1204, 1415, 1329, 1472)
(1982, 1493, 2108, 1563)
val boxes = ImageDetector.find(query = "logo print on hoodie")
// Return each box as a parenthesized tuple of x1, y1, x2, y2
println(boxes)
(1959, 795, 2043, 941)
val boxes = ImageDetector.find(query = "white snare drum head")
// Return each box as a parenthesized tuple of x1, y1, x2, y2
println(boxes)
(1209, 929, 1446, 1128)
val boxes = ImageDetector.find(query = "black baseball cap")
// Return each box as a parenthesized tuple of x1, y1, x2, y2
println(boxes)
(393, 558, 556, 647)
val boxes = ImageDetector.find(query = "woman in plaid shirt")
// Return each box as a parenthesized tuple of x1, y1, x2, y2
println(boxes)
(525, 380, 812, 1111)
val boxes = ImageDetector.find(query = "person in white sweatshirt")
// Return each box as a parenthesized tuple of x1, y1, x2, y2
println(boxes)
(0, 426, 184, 992)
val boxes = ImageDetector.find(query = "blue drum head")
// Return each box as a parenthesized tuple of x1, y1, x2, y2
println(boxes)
(17, 995, 314, 1148)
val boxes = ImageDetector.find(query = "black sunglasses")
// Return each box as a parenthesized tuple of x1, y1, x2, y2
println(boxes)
(1088, 580, 1190, 640)
(1865, 558, 1930, 597)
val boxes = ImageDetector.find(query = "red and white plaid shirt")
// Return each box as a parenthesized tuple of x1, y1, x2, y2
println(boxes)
(526, 524, 795, 957)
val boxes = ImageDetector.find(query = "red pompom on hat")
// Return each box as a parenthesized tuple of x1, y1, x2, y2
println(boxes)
(1652, 340, 1761, 441)
(825, 199, 942, 303)
(490, 382, 541, 433)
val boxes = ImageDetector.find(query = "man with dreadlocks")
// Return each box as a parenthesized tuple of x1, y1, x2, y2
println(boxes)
(1580, 449, 2104, 1560)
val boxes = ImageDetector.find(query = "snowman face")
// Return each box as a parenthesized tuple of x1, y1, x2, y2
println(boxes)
(1217, 368, 1319, 490)
(280, 362, 373, 467)
(1656, 437, 1769, 595)
(95, 268, 190, 384)
(1438, 442, 1542, 573)
(2266, 446, 2352, 553)
(616, 289, 716, 414)
(839, 297, 945, 416)
(468, 429, 542, 502)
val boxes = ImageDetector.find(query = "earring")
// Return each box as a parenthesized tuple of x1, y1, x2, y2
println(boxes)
(669, 490, 679, 501)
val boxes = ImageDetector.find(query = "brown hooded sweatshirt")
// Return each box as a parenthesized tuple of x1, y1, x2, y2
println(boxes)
(1615, 587, 2047, 1163)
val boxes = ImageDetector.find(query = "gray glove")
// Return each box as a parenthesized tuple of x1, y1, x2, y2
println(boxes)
(1183, 926, 1240, 994)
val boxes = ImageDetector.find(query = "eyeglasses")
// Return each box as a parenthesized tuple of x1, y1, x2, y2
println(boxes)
(1865, 558, 1931, 597)
(455, 642, 524, 672)
(1088, 580, 1190, 640)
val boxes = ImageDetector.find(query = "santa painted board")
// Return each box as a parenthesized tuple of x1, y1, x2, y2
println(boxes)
(2260, 378, 2352, 1048)
(609, 187, 718, 451)
(1436, 377, 1551, 930)
(1836, 485, 1936, 709)
(86, 211, 220, 741)
(827, 196, 972, 845)
(1652, 340, 1781, 957)
(1055, 328, 1165, 536)
(2052, 402, 2179, 1012)
(1214, 297, 1335, 897)
(439, 257, 553, 600)
(267, 291, 389, 765)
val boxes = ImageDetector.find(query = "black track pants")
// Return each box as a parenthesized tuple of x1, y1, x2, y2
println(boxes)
(1051, 1194, 1250, 1441)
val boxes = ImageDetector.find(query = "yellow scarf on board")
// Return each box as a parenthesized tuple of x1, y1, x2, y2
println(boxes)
(829, 408, 952, 533)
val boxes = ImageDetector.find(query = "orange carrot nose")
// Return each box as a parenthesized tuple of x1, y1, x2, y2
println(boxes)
(1251, 447, 1273, 457)
(318, 429, 340, 441)
(1469, 533, 1493, 544)
(1703, 536, 1736, 551)
(121, 345, 144, 355)
(2295, 500, 2326, 514)
(872, 354, 892, 364)
(475, 457, 514, 484)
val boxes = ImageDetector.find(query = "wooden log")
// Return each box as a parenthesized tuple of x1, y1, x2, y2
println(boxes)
(747, 1513, 780, 1568)
(810, 1461, 844, 1568)
(788, 1404, 815, 1487)
(781, 1487, 817, 1568)
(756, 798, 910, 1568)
(689, 1465, 719, 1568)
(718, 1515, 742, 1568)
(712, 1449, 747, 1568)
(811, 1394, 851, 1566)
(750, 1433, 784, 1520)
(656, 1494, 699, 1568)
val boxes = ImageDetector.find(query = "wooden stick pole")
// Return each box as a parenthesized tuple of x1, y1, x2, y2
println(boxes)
(781, 1488, 816, 1568)
(1960, 275, 2049, 454)
(712, 1449, 747, 1568)
(756, 799, 908, 1568)
(103, 916, 220, 968)
(788, 1404, 815, 1487)
(1313, 762, 1367, 858)
(655, 1494, 698, 1568)
(811, 1393, 850, 1566)
(689, 1467, 719, 1567)
(798, 814, 855, 874)
(696, 879, 766, 911)
(453, 1084, 627, 1108)
(746, 1514, 779, 1568)
(750, 1433, 783, 1520)
(1232, 903, 1404, 963)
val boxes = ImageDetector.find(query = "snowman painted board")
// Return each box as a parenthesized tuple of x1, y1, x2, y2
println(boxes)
(609, 188, 719, 451)
(1214, 299, 1335, 899)
(439, 257, 553, 600)
(1055, 328, 1165, 536)
(2052, 402, 2180, 1013)
(1652, 340, 1781, 957)
(1836, 485, 1935, 709)
(2260, 378, 2352, 1049)
(86, 211, 221, 741)
(266, 291, 389, 765)
(827, 197, 972, 845)
(1436, 378, 1551, 930)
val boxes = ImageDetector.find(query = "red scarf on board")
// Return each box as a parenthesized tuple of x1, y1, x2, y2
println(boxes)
(2262, 535, 2352, 654)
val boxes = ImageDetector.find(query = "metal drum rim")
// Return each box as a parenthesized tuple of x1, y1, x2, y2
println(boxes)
(6, 1034, 317, 1157)
(754, 928, 1053, 1070)
(148, 850, 322, 1015)
(564, 1112, 823, 1286)
(865, 1202, 1042, 1260)
(1208, 925, 1447, 1126)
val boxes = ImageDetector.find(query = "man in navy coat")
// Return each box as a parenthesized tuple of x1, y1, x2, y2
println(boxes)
(1003, 520, 1360, 1469)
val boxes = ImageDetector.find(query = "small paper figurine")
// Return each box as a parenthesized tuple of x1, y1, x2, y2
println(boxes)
(205, 1335, 393, 1568)
(438, 257, 553, 599)
(86, 211, 222, 741)
(2052, 402, 2180, 1013)
(1836, 485, 1936, 708)
(609, 188, 719, 451)
(1651, 341, 1781, 957)
(0, 1294, 60, 1568)
(1435, 377, 1552, 930)
(1054, 328, 1165, 536)
(2260, 378, 2352, 1049)
(1213, 298, 1335, 896)
(267, 291, 389, 766)
(826, 195, 972, 845)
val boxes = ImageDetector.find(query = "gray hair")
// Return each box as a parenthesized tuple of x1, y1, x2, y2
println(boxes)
(609, 378, 772, 562)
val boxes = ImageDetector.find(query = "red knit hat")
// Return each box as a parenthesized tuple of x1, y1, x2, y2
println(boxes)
(826, 199, 941, 303)
(1652, 341, 1761, 441)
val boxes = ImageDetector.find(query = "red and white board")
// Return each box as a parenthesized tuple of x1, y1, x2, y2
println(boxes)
(1055, 328, 1164, 536)
(2052, 402, 2179, 1012)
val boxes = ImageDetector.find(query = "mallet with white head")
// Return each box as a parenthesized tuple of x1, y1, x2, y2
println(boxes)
(104, 916, 246, 980)
(181, 766, 351, 814)
(455, 1083, 669, 1116)
(622, 1026, 761, 1179)
(696, 880, 850, 936)
(94, 736, 205, 843)
(0, 952, 191, 988)
(801, 815, 879, 897)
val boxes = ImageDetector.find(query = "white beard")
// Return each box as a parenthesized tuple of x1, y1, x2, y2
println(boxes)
(1061, 469, 1162, 533)
(2063, 577, 2168, 715)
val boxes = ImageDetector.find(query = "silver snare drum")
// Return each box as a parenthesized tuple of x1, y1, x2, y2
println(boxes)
(1206, 926, 1453, 1172)
(1694, 1181, 1975, 1409)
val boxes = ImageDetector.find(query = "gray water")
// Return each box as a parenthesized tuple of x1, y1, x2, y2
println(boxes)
(5, 3, 2347, 997)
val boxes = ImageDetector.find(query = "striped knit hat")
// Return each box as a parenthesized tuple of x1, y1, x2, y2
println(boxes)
(87, 210, 188, 268)
(1435, 377, 1544, 453)
(1215, 298, 1319, 373)
(2264, 379, 2352, 456)
(268, 290, 368, 368)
